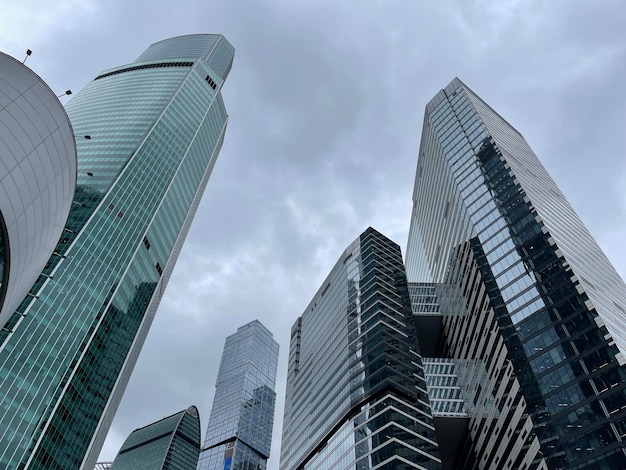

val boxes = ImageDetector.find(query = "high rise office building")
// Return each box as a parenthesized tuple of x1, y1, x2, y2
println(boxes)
(0, 34, 234, 469)
(111, 406, 201, 470)
(197, 320, 279, 470)
(406, 77, 626, 468)
(280, 228, 441, 470)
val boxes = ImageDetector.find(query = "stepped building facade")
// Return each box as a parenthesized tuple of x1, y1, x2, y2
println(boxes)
(280, 228, 441, 470)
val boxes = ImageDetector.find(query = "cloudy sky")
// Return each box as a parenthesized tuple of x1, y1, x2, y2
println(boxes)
(2, 0, 626, 467)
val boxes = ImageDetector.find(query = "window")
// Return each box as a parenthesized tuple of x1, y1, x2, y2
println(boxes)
(205, 75, 217, 89)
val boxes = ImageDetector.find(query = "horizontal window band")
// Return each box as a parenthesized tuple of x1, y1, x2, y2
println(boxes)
(95, 62, 194, 80)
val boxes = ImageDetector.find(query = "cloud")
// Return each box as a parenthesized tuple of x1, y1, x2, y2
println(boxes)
(0, 0, 97, 51)
(1, 1, 625, 468)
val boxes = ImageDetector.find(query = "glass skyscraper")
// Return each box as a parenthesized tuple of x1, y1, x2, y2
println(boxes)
(280, 228, 441, 470)
(197, 320, 279, 470)
(0, 34, 234, 469)
(111, 406, 201, 470)
(406, 77, 626, 468)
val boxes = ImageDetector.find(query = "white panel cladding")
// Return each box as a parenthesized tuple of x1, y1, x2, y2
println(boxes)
(0, 52, 76, 328)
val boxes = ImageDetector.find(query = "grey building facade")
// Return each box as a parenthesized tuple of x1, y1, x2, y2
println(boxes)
(0, 51, 76, 328)
(406, 77, 626, 468)
(0, 34, 233, 469)
(280, 228, 441, 470)
(197, 320, 279, 470)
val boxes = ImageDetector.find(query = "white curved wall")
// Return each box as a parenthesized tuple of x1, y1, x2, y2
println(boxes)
(0, 52, 76, 328)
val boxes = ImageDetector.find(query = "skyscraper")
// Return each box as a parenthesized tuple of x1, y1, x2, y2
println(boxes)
(406, 77, 626, 468)
(0, 51, 76, 328)
(0, 34, 234, 469)
(198, 320, 279, 470)
(111, 406, 201, 470)
(280, 228, 441, 470)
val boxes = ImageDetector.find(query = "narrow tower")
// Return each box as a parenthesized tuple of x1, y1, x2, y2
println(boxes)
(197, 320, 279, 470)
(0, 34, 234, 469)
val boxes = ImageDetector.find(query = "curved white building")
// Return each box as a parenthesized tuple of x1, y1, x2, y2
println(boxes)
(0, 51, 77, 328)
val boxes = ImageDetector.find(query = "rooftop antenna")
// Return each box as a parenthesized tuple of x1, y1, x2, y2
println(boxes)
(22, 49, 32, 64)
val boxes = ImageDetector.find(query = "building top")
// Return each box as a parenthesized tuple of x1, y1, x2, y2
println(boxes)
(134, 34, 235, 81)
(444, 77, 626, 359)
(112, 407, 201, 470)
(425, 77, 523, 139)
(296, 226, 387, 322)
(235, 318, 274, 336)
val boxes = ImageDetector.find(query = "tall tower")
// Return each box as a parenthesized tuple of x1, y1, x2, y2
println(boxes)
(197, 320, 279, 470)
(406, 77, 626, 468)
(0, 34, 234, 469)
(280, 228, 441, 470)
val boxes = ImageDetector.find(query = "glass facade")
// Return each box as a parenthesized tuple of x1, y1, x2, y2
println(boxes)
(406, 77, 626, 468)
(280, 228, 441, 470)
(0, 34, 234, 469)
(111, 406, 201, 470)
(408, 283, 441, 315)
(422, 358, 467, 417)
(197, 320, 279, 470)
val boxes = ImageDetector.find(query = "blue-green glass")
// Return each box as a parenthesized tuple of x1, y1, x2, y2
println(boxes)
(0, 34, 234, 469)
(112, 407, 200, 470)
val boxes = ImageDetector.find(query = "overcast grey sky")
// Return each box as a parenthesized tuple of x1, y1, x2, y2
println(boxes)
(1, 0, 626, 468)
